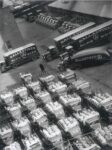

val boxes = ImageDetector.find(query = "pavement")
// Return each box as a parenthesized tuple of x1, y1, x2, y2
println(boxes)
(0, 8, 24, 50)
(0, 18, 60, 91)
(0, 18, 112, 95)
(0, 34, 5, 61)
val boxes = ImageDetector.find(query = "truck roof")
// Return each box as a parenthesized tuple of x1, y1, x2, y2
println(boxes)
(54, 22, 95, 42)
(71, 46, 110, 59)
(72, 20, 112, 41)
(4, 43, 36, 57)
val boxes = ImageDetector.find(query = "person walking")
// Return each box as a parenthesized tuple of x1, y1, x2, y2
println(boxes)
(39, 63, 46, 74)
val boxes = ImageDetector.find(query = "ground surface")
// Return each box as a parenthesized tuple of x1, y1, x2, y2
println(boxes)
(0, 18, 112, 95)
(0, 8, 24, 50)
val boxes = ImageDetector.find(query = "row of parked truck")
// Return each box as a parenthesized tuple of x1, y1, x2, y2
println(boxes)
(0, 69, 112, 149)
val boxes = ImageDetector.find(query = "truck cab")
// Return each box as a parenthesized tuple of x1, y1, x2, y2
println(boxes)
(43, 45, 59, 61)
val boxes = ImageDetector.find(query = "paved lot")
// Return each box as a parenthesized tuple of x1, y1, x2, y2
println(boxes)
(0, 19, 60, 91)
(0, 18, 112, 95)
(0, 8, 24, 51)
(0, 34, 6, 61)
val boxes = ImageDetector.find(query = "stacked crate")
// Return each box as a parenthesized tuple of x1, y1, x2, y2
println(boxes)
(22, 134, 42, 150)
(0, 91, 22, 121)
(58, 116, 81, 138)
(30, 108, 49, 128)
(73, 108, 101, 130)
(4, 142, 22, 150)
(83, 91, 112, 124)
(45, 101, 65, 121)
(0, 91, 43, 150)
(35, 13, 62, 29)
(2, 69, 112, 149)
(59, 92, 82, 112)
(72, 134, 101, 150)
(58, 21, 80, 33)
(58, 69, 91, 95)
(94, 125, 112, 148)
(0, 125, 14, 146)
(14, 86, 36, 112)
(41, 125, 64, 149)
(20, 73, 33, 86)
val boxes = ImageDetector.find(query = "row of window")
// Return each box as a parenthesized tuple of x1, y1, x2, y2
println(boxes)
(79, 40, 94, 48)
(58, 30, 82, 44)
(60, 30, 84, 46)
(75, 55, 103, 62)
(9, 54, 36, 63)
(57, 26, 94, 47)
(57, 24, 112, 50)
(100, 29, 112, 38)
(78, 24, 112, 43)
(7, 46, 37, 59)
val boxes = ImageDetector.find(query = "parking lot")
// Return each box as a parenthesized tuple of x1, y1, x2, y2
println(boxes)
(0, 18, 112, 95)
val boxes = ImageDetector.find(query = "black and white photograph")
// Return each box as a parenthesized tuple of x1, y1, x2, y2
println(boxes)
(0, 0, 112, 149)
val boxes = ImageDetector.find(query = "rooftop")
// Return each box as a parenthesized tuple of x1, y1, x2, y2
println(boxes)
(49, 0, 112, 19)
